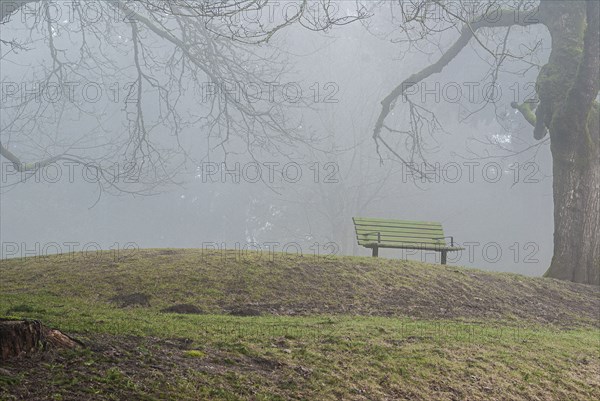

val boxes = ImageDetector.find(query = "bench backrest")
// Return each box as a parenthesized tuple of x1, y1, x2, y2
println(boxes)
(353, 217, 447, 248)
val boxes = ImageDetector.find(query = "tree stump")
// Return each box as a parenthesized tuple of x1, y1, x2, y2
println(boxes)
(0, 319, 83, 361)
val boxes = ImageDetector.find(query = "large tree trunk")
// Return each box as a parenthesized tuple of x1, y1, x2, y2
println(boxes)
(539, 1, 600, 285)
(546, 136, 600, 285)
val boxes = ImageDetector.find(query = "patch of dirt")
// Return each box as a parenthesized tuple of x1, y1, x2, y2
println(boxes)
(161, 304, 205, 314)
(109, 293, 150, 308)
(0, 325, 598, 401)
(157, 249, 177, 255)
(214, 259, 600, 327)
(228, 305, 263, 317)
(0, 333, 304, 401)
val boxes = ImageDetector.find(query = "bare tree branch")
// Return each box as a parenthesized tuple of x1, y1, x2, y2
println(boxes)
(1, 1, 366, 195)
(511, 100, 538, 128)
(0, 141, 62, 171)
(372, 4, 542, 145)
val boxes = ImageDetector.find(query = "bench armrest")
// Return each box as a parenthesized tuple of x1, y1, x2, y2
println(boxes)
(364, 231, 381, 243)
(432, 236, 455, 246)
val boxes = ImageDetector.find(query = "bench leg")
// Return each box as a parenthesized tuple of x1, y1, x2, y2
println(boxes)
(441, 250, 447, 265)
(372, 246, 379, 257)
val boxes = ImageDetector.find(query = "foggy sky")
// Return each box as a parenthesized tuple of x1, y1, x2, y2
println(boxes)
(0, 1, 555, 276)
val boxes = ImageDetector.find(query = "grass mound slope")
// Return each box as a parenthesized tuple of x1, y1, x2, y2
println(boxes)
(1, 248, 598, 326)
(0, 249, 598, 400)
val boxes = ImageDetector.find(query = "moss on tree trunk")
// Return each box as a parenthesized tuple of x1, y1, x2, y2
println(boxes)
(537, 1, 600, 285)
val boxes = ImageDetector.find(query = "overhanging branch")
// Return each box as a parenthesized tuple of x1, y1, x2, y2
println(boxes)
(0, 142, 61, 172)
(373, 6, 543, 142)
(511, 100, 538, 128)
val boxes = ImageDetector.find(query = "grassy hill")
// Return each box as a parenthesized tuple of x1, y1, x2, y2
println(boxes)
(1, 249, 599, 400)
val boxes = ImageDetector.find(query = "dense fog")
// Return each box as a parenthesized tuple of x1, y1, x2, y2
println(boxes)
(1, 1, 556, 276)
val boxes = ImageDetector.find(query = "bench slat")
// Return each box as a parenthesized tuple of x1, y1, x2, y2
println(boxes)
(354, 223, 443, 231)
(355, 226, 444, 236)
(356, 233, 446, 242)
(356, 237, 446, 245)
(354, 222, 442, 230)
(353, 217, 441, 227)
(360, 241, 465, 251)
(357, 238, 446, 246)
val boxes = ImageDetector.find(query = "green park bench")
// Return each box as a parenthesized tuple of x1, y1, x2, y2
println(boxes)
(352, 217, 464, 264)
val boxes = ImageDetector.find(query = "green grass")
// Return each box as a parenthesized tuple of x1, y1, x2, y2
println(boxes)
(0, 249, 598, 400)
(1, 248, 598, 326)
